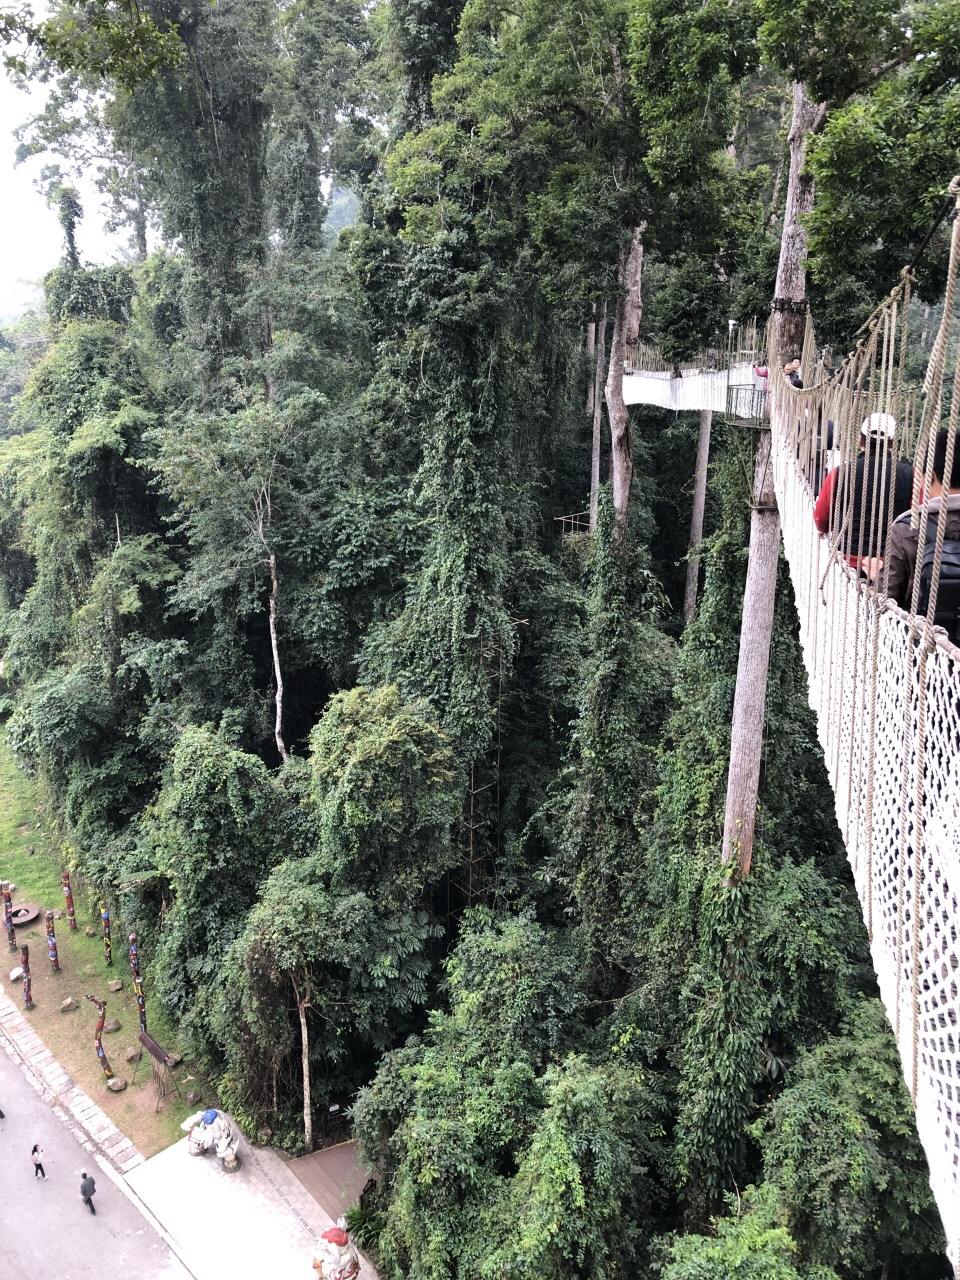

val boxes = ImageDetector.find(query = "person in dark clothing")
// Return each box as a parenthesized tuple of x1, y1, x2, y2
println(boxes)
(80, 1170, 97, 1214)
(814, 412, 914, 577)
(32, 1144, 46, 1179)
(784, 358, 804, 388)
(887, 429, 960, 640)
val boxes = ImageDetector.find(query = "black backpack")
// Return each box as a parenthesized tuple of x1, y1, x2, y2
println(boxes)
(917, 523, 960, 643)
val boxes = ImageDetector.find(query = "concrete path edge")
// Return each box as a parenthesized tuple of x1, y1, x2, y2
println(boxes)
(0, 989, 200, 1278)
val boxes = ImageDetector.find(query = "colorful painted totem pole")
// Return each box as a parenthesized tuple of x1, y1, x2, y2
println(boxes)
(84, 995, 114, 1080)
(129, 933, 147, 1035)
(45, 909, 60, 973)
(21, 943, 34, 1009)
(61, 870, 77, 930)
(100, 903, 112, 966)
(2, 881, 16, 953)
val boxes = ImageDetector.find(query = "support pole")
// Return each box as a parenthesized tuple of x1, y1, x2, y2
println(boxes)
(683, 408, 713, 623)
(2, 882, 16, 953)
(719, 80, 815, 873)
(721, 431, 780, 875)
(101, 903, 112, 966)
(61, 870, 77, 931)
(21, 943, 34, 1010)
(45, 910, 60, 974)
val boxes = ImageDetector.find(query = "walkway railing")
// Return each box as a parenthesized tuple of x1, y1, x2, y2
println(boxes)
(767, 241, 960, 1266)
(623, 177, 960, 1266)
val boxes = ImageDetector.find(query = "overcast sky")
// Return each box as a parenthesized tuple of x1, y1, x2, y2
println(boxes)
(0, 72, 126, 321)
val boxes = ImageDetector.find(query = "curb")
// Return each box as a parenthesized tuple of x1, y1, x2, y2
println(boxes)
(0, 988, 199, 1278)
(0, 989, 143, 1175)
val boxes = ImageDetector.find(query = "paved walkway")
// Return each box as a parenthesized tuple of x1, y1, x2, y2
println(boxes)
(0, 989, 378, 1280)
(0, 1015, 187, 1278)
(127, 1137, 378, 1280)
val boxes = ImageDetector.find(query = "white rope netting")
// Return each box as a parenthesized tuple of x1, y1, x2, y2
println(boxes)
(625, 178, 960, 1265)
(768, 178, 960, 1268)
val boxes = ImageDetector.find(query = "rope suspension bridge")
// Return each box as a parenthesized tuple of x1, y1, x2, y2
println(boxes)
(627, 180, 960, 1268)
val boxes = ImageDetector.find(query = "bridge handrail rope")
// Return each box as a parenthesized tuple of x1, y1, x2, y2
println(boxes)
(766, 175, 960, 1271)
(623, 178, 960, 1266)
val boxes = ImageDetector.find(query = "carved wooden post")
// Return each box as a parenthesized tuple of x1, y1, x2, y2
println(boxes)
(129, 933, 147, 1035)
(45, 910, 60, 974)
(21, 943, 34, 1009)
(61, 870, 77, 930)
(85, 995, 114, 1080)
(1, 882, 16, 952)
(100, 903, 112, 966)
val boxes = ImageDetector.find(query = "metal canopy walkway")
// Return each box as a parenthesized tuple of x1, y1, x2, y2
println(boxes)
(627, 186, 960, 1265)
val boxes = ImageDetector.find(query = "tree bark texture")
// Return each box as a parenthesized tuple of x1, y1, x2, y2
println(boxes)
(773, 82, 820, 359)
(589, 301, 608, 533)
(585, 315, 596, 417)
(296, 972, 312, 1153)
(683, 408, 712, 623)
(604, 230, 643, 527)
(268, 550, 289, 763)
(721, 431, 780, 875)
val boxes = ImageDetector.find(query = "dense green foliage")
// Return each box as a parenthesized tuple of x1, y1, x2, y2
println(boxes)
(0, 0, 955, 1274)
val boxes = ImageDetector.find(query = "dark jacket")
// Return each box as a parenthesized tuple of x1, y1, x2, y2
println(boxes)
(886, 493, 960, 607)
(814, 448, 914, 558)
(80, 1174, 96, 1200)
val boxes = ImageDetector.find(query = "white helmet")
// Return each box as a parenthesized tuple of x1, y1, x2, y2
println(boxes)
(861, 412, 897, 439)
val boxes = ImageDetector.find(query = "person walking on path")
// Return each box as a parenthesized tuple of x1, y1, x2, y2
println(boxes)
(32, 1144, 46, 1180)
(80, 1169, 97, 1214)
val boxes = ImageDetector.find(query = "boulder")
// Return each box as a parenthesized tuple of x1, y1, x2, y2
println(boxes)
(103, 1018, 121, 1033)
(85, 927, 96, 938)
(60, 997, 78, 1012)
(167, 1052, 183, 1067)
(25, 846, 34, 857)
(9, 967, 22, 982)
(107, 979, 123, 992)
(185, 1091, 201, 1105)
(53, 910, 65, 919)
(125, 1046, 141, 1063)
(107, 1078, 127, 1092)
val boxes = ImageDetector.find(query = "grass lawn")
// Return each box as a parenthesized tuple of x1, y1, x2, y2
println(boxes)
(0, 746, 213, 1157)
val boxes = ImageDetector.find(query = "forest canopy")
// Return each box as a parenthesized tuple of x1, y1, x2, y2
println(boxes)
(0, 0, 957, 1275)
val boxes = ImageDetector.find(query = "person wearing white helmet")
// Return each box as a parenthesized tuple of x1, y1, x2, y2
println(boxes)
(813, 411, 914, 576)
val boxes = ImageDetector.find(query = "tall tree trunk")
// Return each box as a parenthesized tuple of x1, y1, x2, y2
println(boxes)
(268, 551, 289, 763)
(721, 431, 780, 875)
(589, 301, 608, 533)
(773, 82, 821, 358)
(585, 312, 596, 416)
(683, 408, 712, 623)
(294, 972, 313, 1153)
(720, 81, 821, 872)
(132, 174, 148, 262)
(604, 230, 643, 528)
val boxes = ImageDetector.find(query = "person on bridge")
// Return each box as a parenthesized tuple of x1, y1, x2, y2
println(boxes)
(887, 428, 960, 641)
(813, 412, 914, 577)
